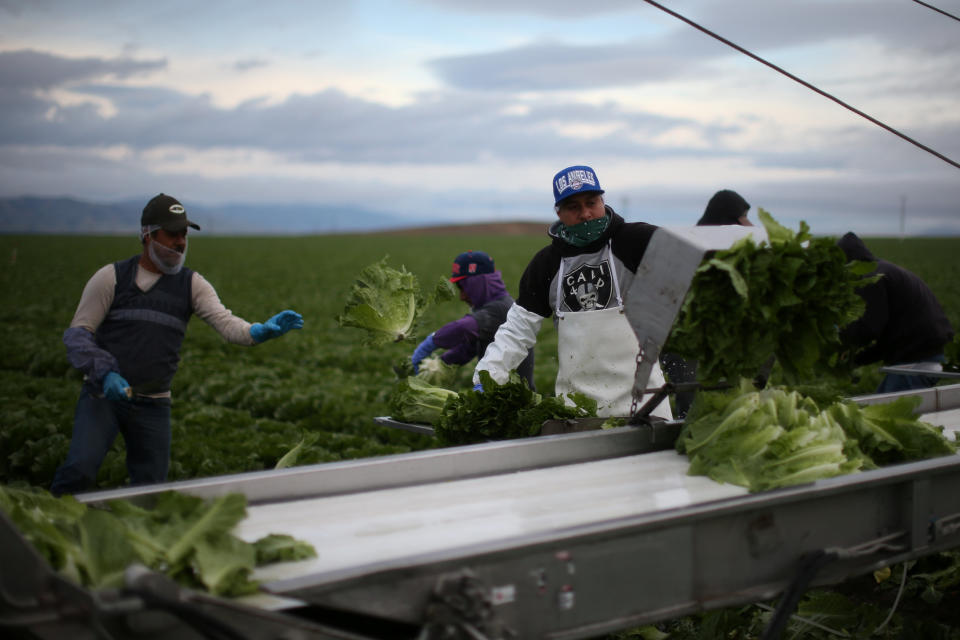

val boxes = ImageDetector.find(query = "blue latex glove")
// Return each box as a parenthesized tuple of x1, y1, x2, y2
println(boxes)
(250, 310, 304, 343)
(411, 333, 436, 374)
(103, 371, 132, 402)
(473, 382, 484, 393)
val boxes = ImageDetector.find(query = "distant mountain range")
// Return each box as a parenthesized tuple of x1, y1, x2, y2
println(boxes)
(0, 196, 438, 235)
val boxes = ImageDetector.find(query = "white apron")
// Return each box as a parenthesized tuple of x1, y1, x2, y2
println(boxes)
(554, 243, 672, 419)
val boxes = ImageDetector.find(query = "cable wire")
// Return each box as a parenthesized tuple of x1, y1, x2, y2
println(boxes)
(873, 562, 910, 634)
(912, 0, 960, 23)
(639, 0, 960, 171)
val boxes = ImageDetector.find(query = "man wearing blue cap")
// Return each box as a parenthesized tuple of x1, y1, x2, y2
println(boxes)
(473, 166, 671, 419)
(51, 193, 305, 496)
(411, 250, 535, 389)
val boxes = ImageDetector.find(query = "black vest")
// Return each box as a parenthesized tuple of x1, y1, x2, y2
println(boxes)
(95, 256, 194, 393)
(473, 295, 536, 390)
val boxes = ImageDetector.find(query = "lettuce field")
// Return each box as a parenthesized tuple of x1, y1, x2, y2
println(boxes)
(0, 230, 958, 492)
(2, 229, 960, 638)
(0, 231, 564, 490)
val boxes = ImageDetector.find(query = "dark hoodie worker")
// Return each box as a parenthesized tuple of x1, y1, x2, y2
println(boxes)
(837, 231, 954, 393)
(697, 189, 753, 226)
(411, 251, 535, 389)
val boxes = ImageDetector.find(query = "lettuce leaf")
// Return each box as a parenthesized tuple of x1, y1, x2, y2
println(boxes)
(274, 431, 321, 469)
(0, 486, 317, 598)
(192, 533, 259, 597)
(253, 533, 318, 564)
(834, 396, 957, 463)
(435, 371, 596, 445)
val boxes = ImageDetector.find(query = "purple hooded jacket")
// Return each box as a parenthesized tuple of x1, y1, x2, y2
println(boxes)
(434, 272, 509, 365)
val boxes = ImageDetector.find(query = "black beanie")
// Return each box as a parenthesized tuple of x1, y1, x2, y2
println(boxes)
(837, 231, 876, 262)
(697, 190, 750, 226)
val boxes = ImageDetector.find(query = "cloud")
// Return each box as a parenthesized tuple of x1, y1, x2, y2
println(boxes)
(0, 45, 954, 226)
(428, 36, 715, 91)
(430, 0, 960, 55)
(690, 1, 960, 53)
(420, 0, 638, 12)
(230, 58, 269, 72)
(0, 0, 33, 17)
(426, 0, 960, 99)
(0, 1, 957, 236)
(0, 52, 720, 163)
(0, 49, 165, 91)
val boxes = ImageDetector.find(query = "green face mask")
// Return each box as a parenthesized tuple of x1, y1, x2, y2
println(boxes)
(559, 214, 610, 247)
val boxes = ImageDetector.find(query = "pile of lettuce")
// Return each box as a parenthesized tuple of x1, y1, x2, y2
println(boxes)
(0, 486, 316, 597)
(664, 209, 876, 384)
(434, 371, 597, 445)
(336, 257, 455, 345)
(676, 380, 957, 492)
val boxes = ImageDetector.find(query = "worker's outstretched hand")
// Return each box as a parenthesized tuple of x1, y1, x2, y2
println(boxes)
(103, 371, 132, 401)
(411, 333, 436, 373)
(250, 310, 304, 343)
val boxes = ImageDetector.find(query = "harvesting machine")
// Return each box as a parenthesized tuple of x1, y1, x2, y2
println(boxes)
(4, 225, 960, 639)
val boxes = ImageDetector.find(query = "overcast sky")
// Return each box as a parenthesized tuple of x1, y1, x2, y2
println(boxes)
(1, 0, 959, 235)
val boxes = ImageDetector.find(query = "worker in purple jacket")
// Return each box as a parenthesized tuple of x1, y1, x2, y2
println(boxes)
(411, 251, 535, 389)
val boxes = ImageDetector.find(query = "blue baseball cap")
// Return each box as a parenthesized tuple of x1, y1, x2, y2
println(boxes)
(450, 250, 494, 282)
(552, 165, 604, 205)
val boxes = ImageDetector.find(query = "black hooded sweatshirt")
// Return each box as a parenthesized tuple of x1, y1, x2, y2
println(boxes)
(515, 207, 656, 318)
(837, 232, 953, 365)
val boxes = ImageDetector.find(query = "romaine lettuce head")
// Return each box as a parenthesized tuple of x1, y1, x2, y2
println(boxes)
(336, 257, 421, 345)
(416, 356, 459, 388)
(389, 376, 458, 425)
(393, 354, 460, 390)
(856, 397, 957, 462)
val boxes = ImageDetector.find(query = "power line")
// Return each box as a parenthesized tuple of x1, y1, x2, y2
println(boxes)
(912, 0, 960, 23)
(639, 0, 960, 171)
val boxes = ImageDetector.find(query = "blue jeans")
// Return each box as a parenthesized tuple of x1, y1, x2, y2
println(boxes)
(876, 355, 946, 394)
(51, 387, 172, 496)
